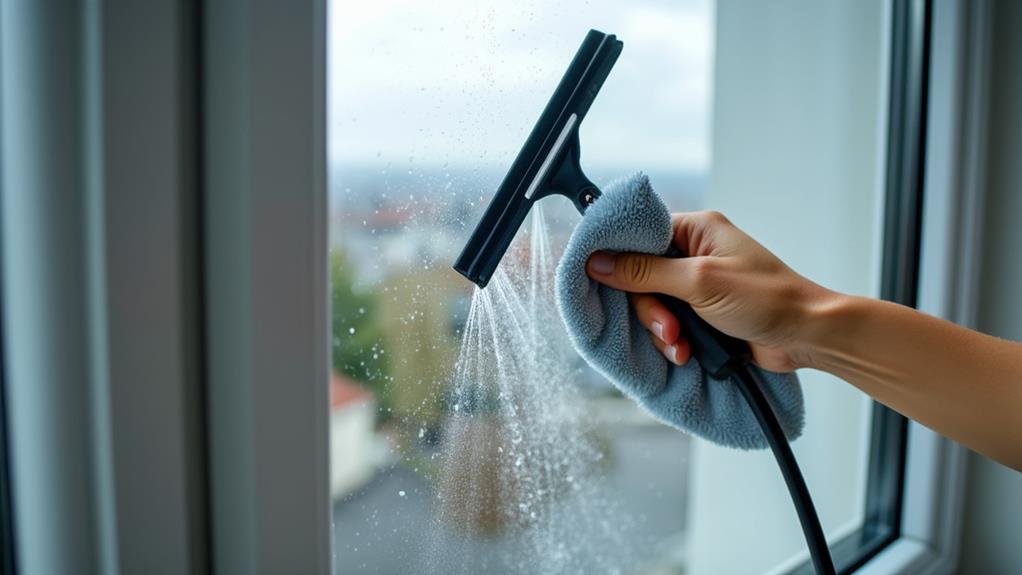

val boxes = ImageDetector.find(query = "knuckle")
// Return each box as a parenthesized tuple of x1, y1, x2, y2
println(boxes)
(688, 258, 717, 289)
(621, 254, 654, 287)
(702, 210, 730, 225)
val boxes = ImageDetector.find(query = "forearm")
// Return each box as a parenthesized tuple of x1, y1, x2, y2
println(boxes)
(799, 293, 1022, 471)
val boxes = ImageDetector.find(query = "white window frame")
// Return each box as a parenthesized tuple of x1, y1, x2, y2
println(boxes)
(203, 0, 330, 572)
(857, 0, 989, 572)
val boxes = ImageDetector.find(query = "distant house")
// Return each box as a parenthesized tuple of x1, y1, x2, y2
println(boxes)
(330, 372, 378, 500)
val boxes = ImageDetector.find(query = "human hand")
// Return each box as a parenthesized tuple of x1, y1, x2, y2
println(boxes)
(586, 211, 836, 372)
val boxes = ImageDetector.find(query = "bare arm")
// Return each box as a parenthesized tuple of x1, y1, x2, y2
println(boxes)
(806, 294, 1022, 470)
(586, 211, 1022, 471)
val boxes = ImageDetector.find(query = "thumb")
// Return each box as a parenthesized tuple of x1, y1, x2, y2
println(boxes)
(587, 251, 706, 301)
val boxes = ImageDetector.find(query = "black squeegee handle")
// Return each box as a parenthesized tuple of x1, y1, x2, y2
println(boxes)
(656, 247, 836, 575)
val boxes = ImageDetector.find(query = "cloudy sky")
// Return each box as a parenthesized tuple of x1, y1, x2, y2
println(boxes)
(329, 0, 714, 173)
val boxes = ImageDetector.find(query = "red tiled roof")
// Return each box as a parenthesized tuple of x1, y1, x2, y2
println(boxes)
(330, 372, 372, 410)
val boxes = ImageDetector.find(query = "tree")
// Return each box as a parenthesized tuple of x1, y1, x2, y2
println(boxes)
(331, 249, 391, 413)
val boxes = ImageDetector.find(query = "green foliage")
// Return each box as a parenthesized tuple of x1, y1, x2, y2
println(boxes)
(330, 250, 391, 411)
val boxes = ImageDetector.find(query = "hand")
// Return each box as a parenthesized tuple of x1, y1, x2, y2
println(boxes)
(586, 211, 835, 372)
(589, 210, 1022, 471)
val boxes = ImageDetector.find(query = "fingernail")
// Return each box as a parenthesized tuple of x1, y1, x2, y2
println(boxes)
(665, 344, 681, 365)
(651, 320, 664, 341)
(590, 252, 616, 275)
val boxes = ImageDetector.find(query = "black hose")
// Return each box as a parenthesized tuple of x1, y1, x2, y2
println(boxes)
(731, 366, 836, 575)
(655, 251, 835, 574)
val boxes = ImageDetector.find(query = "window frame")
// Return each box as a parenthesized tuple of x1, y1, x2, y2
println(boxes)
(791, 0, 985, 573)
(0, 266, 13, 575)
(789, 0, 929, 571)
(0, 9, 16, 572)
(202, 0, 330, 572)
(0, 0, 987, 572)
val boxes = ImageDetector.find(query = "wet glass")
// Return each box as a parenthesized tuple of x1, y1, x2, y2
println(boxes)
(328, 1, 713, 573)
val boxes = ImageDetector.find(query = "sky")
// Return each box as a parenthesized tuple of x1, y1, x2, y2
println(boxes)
(329, 0, 714, 173)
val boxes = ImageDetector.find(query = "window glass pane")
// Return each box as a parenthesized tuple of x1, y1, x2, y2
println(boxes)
(328, 1, 886, 573)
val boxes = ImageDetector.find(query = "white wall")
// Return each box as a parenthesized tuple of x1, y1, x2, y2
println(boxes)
(685, 1, 887, 573)
(958, 1, 1022, 573)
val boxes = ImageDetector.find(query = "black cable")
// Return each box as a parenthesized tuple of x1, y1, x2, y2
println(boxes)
(732, 366, 836, 575)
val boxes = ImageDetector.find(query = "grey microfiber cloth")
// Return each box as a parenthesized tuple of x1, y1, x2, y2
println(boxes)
(554, 173, 804, 449)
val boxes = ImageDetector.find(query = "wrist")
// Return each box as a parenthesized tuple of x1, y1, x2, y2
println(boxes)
(789, 288, 863, 371)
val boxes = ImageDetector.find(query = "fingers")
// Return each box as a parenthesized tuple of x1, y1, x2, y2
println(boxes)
(630, 293, 690, 365)
(629, 293, 680, 344)
(587, 250, 713, 302)
(649, 332, 691, 366)
(585, 209, 740, 366)
(587, 251, 675, 294)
